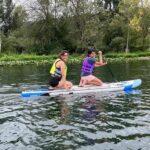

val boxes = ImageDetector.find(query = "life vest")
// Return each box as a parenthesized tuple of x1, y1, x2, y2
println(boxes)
(81, 57, 95, 74)
(50, 59, 67, 77)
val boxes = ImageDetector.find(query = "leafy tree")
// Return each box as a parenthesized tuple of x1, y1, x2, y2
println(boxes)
(12, 6, 28, 30)
(0, 0, 3, 24)
(139, 0, 150, 50)
(119, 0, 150, 51)
(1, 0, 150, 54)
(1, 0, 15, 34)
(110, 37, 125, 52)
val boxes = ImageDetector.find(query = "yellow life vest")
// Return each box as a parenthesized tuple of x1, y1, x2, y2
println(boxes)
(50, 59, 67, 77)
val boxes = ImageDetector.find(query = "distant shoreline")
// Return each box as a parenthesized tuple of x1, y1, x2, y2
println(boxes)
(0, 52, 149, 66)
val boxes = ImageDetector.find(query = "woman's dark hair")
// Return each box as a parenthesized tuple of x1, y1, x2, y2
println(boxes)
(87, 49, 96, 56)
(58, 50, 69, 59)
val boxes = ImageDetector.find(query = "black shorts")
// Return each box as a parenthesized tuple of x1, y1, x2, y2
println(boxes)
(49, 76, 61, 87)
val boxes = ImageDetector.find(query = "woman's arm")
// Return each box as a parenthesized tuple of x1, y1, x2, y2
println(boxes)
(60, 62, 66, 83)
(56, 61, 66, 87)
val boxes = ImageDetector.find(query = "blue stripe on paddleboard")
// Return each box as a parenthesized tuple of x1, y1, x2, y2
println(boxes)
(21, 92, 49, 97)
(21, 88, 51, 97)
(123, 79, 142, 91)
(124, 85, 132, 91)
(125, 90, 141, 95)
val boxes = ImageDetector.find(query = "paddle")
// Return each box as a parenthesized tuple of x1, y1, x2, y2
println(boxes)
(99, 50, 118, 82)
(100, 51, 117, 82)
(106, 64, 118, 82)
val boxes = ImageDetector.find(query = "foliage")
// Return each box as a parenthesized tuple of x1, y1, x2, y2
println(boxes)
(1, 0, 14, 33)
(0, 0, 150, 54)
(109, 37, 125, 52)
(104, 51, 150, 58)
(0, 51, 149, 66)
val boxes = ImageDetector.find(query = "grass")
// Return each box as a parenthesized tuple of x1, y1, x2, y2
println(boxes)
(0, 53, 83, 66)
(104, 51, 150, 58)
(0, 51, 149, 66)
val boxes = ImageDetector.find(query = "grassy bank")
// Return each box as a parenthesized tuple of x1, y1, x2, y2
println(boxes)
(0, 54, 83, 66)
(0, 52, 149, 66)
(104, 51, 150, 58)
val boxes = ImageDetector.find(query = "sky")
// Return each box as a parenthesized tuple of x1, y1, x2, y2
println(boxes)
(13, 0, 35, 8)
(13, 0, 27, 5)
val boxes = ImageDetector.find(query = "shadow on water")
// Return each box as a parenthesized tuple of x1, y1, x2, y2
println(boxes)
(0, 60, 150, 150)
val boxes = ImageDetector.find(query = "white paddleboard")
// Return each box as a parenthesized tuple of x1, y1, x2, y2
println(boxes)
(21, 79, 142, 97)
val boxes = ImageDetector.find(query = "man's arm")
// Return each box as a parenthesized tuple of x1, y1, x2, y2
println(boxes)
(95, 61, 107, 67)
(99, 51, 103, 64)
(95, 51, 107, 67)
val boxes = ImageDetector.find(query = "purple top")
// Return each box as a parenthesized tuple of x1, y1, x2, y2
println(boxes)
(81, 57, 96, 77)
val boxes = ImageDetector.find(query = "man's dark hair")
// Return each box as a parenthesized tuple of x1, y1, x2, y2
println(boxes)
(87, 49, 96, 56)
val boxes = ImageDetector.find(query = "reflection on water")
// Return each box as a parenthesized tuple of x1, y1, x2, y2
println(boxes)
(0, 60, 150, 150)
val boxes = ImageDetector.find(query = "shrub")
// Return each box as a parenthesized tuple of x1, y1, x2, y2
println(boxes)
(109, 37, 126, 52)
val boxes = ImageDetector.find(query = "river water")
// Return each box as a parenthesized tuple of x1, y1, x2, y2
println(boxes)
(0, 60, 150, 150)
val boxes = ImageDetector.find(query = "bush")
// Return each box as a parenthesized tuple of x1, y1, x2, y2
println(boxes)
(2, 35, 18, 52)
(109, 37, 126, 52)
(145, 35, 150, 51)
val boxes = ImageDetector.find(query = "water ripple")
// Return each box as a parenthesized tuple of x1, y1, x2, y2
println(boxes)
(0, 61, 150, 150)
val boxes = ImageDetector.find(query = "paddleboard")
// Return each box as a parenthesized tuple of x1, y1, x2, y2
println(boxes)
(21, 79, 142, 97)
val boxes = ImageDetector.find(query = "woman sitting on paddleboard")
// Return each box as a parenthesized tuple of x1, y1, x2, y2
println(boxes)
(49, 50, 73, 89)
(79, 49, 107, 87)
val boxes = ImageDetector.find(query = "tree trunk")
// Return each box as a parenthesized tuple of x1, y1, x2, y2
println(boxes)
(81, 31, 84, 49)
(0, 33, 1, 53)
(125, 26, 130, 53)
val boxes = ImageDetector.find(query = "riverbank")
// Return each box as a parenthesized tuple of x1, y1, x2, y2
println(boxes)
(104, 51, 150, 58)
(0, 52, 150, 66)
(0, 54, 83, 66)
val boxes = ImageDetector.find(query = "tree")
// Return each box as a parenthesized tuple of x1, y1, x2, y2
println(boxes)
(1, 1, 29, 53)
(1, 0, 15, 34)
(1, 0, 150, 54)
(118, 0, 142, 52)
(119, 0, 150, 51)
(12, 5, 28, 30)
(66, 0, 97, 49)
(139, 0, 150, 50)
(27, 0, 57, 53)
(0, 0, 4, 53)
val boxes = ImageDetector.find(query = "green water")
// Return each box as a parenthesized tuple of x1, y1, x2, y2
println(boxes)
(0, 60, 150, 150)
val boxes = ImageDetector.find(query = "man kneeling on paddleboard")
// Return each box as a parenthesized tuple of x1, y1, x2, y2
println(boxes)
(49, 50, 73, 89)
(79, 49, 107, 87)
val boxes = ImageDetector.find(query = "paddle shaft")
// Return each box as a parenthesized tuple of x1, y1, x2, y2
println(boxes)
(106, 64, 118, 82)
(102, 53, 117, 82)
